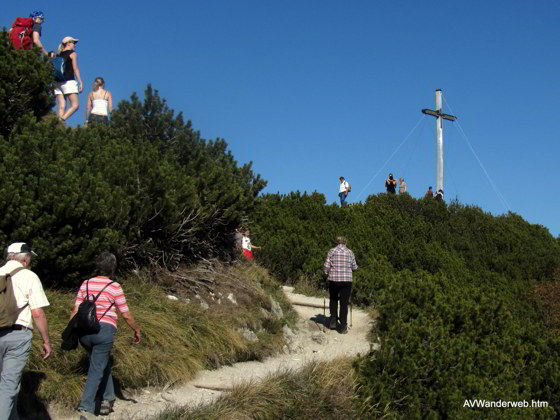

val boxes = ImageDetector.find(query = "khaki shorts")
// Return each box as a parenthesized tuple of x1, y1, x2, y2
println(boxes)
(54, 80, 79, 96)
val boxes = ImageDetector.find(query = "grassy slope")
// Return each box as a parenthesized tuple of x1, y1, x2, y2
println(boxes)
(19, 261, 296, 415)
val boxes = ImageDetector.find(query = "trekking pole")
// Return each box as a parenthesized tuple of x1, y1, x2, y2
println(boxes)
(350, 290, 353, 329)
(322, 273, 327, 330)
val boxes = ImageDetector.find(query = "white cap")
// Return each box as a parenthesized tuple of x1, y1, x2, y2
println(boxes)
(62, 36, 79, 44)
(7, 242, 38, 256)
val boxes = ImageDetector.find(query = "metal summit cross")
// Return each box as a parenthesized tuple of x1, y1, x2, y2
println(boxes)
(421, 89, 457, 195)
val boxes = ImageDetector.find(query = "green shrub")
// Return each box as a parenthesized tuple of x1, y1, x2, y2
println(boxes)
(250, 191, 560, 418)
(354, 270, 559, 419)
(0, 30, 55, 138)
(0, 85, 266, 286)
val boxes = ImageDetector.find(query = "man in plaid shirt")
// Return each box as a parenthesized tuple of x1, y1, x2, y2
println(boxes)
(323, 236, 358, 334)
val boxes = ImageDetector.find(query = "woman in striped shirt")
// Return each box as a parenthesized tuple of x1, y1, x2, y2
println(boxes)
(70, 252, 141, 419)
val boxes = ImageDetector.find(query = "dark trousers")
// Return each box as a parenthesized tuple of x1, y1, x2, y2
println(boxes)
(329, 281, 352, 326)
(88, 114, 109, 125)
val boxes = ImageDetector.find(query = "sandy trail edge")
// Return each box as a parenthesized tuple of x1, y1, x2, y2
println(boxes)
(52, 286, 376, 419)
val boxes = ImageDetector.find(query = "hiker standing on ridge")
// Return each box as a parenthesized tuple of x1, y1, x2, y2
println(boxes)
(385, 173, 397, 194)
(339, 176, 350, 207)
(399, 177, 408, 194)
(323, 236, 358, 334)
(424, 186, 433, 199)
(29, 11, 48, 55)
(54, 36, 83, 123)
(86, 77, 113, 125)
(11, 11, 49, 56)
(0, 242, 52, 420)
(70, 252, 140, 419)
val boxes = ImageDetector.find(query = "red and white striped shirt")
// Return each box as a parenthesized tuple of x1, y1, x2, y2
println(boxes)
(74, 276, 129, 328)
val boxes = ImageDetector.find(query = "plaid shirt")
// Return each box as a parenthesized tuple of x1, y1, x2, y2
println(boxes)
(324, 244, 358, 282)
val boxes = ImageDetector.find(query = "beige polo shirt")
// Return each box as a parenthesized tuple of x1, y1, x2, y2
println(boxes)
(0, 260, 50, 329)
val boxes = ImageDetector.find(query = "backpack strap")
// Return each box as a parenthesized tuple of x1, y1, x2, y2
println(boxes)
(6, 266, 28, 311)
(86, 280, 116, 322)
(0, 267, 23, 293)
(95, 281, 115, 321)
(85, 279, 114, 300)
(9, 267, 26, 277)
(93, 281, 115, 302)
(98, 301, 115, 322)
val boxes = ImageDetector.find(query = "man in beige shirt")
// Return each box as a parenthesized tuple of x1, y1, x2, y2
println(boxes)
(0, 242, 51, 419)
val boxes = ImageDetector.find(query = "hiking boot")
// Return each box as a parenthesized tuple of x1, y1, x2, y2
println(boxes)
(100, 400, 115, 415)
(340, 324, 348, 334)
(328, 316, 337, 330)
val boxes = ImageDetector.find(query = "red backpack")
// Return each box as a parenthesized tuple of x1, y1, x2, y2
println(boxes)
(11, 17, 35, 50)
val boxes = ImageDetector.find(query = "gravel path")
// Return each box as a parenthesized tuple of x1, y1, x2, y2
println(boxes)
(53, 286, 375, 419)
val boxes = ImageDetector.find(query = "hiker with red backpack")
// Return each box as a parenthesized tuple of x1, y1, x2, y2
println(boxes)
(54, 36, 84, 123)
(11, 11, 49, 56)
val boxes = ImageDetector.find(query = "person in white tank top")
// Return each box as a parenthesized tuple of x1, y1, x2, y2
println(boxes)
(86, 77, 113, 125)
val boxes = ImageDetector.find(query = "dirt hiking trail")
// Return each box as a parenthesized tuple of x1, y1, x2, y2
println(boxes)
(54, 286, 376, 419)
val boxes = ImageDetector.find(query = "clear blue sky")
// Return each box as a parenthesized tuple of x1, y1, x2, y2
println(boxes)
(5, 1, 560, 236)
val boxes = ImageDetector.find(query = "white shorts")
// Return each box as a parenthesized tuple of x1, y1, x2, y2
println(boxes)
(54, 80, 79, 96)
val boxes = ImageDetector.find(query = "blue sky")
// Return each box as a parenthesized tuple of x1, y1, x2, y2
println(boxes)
(5, 1, 560, 236)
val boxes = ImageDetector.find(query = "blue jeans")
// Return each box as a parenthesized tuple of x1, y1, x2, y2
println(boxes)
(339, 192, 348, 207)
(78, 323, 117, 413)
(0, 329, 32, 420)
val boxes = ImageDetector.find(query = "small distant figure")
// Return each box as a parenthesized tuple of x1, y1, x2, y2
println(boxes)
(242, 229, 261, 260)
(323, 236, 358, 334)
(11, 11, 49, 56)
(435, 189, 444, 202)
(54, 36, 83, 123)
(424, 186, 434, 199)
(338, 176, 350, 207)
(399, 177, 408, 194)
(86, 77, 113, 125)
(385, 173, 397, 194)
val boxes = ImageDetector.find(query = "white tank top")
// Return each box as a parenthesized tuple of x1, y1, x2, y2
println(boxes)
(91, 98, 109, 116)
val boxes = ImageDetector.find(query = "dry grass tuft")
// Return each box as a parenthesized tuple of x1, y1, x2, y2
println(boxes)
(153, 357, 361, 420)
(291, 274, 328, 298)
